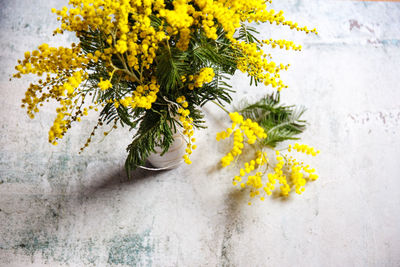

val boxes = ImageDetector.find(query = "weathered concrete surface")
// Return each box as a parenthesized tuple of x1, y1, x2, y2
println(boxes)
(1, 0, 400, 266)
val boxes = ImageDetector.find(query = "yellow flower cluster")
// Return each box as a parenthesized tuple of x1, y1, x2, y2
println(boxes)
(289, 143, 320, 156)
(270, 151, 291, 197)
(98, 78, 112, 91)
(246, 8, 318, 35)
(48, 103, 68, 145)
(184, 67, 215, 90)
(177, 96, 196, 165)
(15, 44, 88, 77)
(52, 0, 168, 74)
(237, 151, 281, 201)
(262, 39, 302, 51)
(15, 42, 91, 144)
(50, 0, 316, 72)
(234, 41, 288, 91)
(216, 111, 320, 202)
(193, 67, 215, 88)
(228, 146, 320, 203)
(233, 151, 268, 195)
(217, 112, 267, 167)
(119, 77, 160, 110)
(159, 0, 194, 51)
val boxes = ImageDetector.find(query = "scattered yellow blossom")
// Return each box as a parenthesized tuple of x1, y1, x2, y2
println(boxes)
(217, 111, 320, 201)
(177, 96, 195, 165)
(98, 78, 112, 91)
(217, 112, 267, 167)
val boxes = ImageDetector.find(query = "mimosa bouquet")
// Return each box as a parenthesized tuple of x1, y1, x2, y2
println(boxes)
(14, 0, 319, 202)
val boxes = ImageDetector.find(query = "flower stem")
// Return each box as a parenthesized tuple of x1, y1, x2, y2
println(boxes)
(211, 100, 230, 114)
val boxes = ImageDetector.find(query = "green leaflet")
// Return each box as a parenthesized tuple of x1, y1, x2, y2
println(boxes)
(238, 92, 307, 148)
(125, 110, 174, 177)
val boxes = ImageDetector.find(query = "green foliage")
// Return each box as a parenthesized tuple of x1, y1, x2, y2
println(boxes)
(194, 75, 234, 106)
(125, 109, 174, 177)
(155, 45, 187, 93)
(238, 93, 307, 148)
(191, 26, 238, 74)
(79, 29, 106, 55)
(237, 24, 260, 44)
(76, 22, 272, 174)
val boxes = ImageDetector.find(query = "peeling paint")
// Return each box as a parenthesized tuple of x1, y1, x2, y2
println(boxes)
(1, 230, 154, 266)
(107, 230, 154, 267)
(346, 109, 400, 131)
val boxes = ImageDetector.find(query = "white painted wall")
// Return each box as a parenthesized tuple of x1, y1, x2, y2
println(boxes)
(1, 0, 399, 266)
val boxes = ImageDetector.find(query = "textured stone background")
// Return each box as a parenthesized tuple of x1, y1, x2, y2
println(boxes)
(1, 0, 400, 266)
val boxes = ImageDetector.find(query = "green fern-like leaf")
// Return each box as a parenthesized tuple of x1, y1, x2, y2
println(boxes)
(237, 24, 261, 44)
(238, 92, 307, 148)
(156, 45, 188, 93)
(125, 110, 174, 177)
